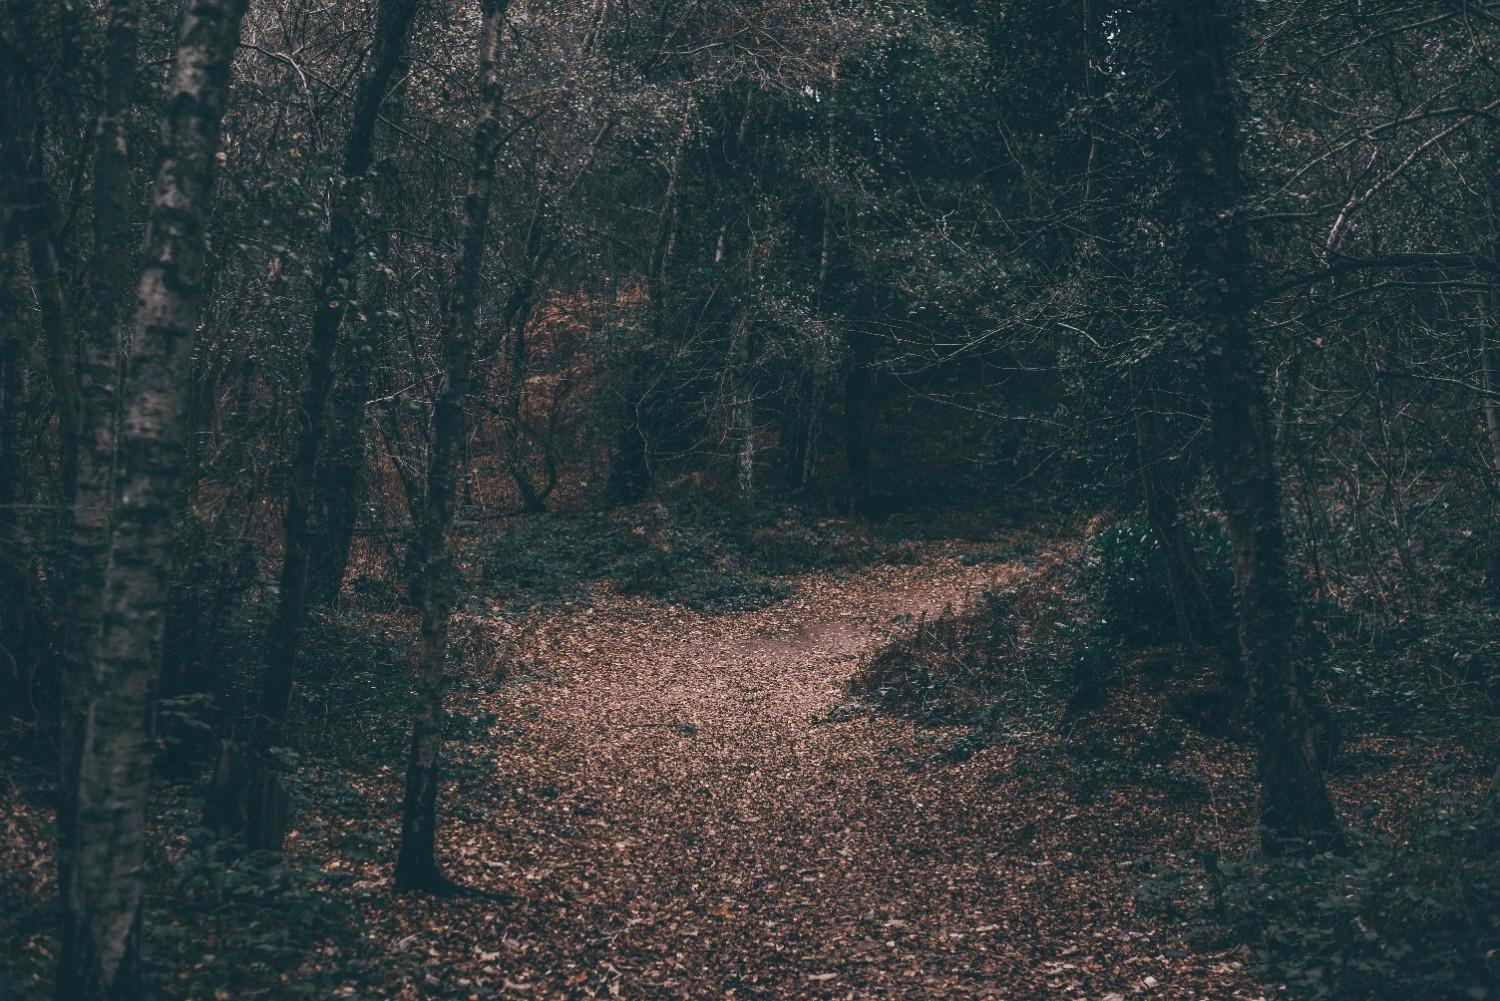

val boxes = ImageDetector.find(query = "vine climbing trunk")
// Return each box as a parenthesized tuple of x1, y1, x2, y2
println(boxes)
(56, 0, 248, 996)
(1166, 0, 1343, 855)
(394, 0, 509, 893)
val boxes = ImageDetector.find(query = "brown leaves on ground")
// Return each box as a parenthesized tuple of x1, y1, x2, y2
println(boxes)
(302, 541, 1271, 999)
(1, 535, 1485, 998)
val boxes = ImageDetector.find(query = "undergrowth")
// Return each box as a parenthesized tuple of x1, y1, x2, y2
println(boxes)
(855, 515, 1500, 1001)
(1136, 791, 1500, 1001)
(850, 517, 1234, 727)
(476, 498, 909, 613)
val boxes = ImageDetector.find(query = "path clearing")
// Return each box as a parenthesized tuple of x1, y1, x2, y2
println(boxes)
(347, 548, 1263, 1000)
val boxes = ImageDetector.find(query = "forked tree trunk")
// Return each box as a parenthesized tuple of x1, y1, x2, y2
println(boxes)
(232, 0, 421, 852)
(1166, 0, 1343, 855)
(57, 0, 248, 996)
(394, 0, 509, 893)
(304, 19, 415, 607)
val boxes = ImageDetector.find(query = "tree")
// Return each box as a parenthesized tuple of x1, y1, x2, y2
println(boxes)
(57, 0, 250, 994)
(1165, 0, 1343, 855)
(394, 0, 510, 893)
(225, 0, 424, 852)
(57, 0, 141, 920)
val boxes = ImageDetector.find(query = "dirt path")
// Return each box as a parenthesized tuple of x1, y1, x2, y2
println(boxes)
(351, 549, 1263, 1000)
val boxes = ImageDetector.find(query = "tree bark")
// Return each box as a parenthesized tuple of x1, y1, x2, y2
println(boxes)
(497, 212, 548, 514)
(0, 245, 34, 714)
(0, 16, 40, 718)
(304, 13, 416, 608)
(57, 0, 140, 921)
(729, 304, 756, 514)
(394, 0, 509, 893)
(238, 0, 421, 851)
(57, 0, 248, 996)
(1130, 377, 1219, 653)
(607, 113, 690, 506)
(1166, 0, 1343, 855)
(843, 328, 883, 515)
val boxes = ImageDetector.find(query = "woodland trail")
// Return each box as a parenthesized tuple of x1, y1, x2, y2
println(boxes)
(355, 547, 1264, 1000)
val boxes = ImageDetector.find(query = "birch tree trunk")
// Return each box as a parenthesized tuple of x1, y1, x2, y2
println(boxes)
(394, 0, 509, 892)
(57, 0, 248, 995)
(1166, 0, 1343, 855)
(57, 0, 140, 917)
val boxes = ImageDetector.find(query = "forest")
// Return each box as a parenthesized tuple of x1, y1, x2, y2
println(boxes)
(2, 0, 1499, 998)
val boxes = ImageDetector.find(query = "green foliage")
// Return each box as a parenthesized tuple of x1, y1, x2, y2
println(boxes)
(478, 501, 896, 614)
(1086, 519, 1233, 650)
(853, 552, 1086, 727)
(1325, 601, 1500, 729)
(290, 607, 413, 763)
(150, 836, 356, 998)
(1137, 802, 1500, 1001)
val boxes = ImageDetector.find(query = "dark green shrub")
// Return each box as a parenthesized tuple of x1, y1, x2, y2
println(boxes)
(1137, 801, 1500, 1000)
(1087, 519, 1233, 650)
(477, 502, 889, 614)
(853, 554, 1086, 726)
(152, 836, 355, 998)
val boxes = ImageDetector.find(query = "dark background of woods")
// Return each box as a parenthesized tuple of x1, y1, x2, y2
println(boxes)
(3, 0, 1500, 998)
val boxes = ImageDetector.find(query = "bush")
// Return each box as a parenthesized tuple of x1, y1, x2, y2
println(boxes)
(851, 551, 1084, 726)
(1137, 799, 1500, 1000)
(152, 836, 356, 998)
(477, 501, 897, 614)
(1086, 519, 1233, 650)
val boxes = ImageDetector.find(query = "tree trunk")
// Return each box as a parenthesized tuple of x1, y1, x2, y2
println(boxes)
(607, 113, 689, 506)
(0, 20, 40, 718)
(498, 213, 547, 514)
(57, 0, 140, 918)
(1166, 0, 1342, 855)
(304, 31, 415, 608)
(394, 0, 509, 893)
(1479, 176, 1500, 605)
(1482, 320, 1500, 603)
(1130, 377, 1220, 654)
(1, 1, 81, 508)
(233, 0, 421, 852)
(844, 329, 882, 515)
(0, 245, 34, 714)
(729, 306, 756, 515)
(57, 0, 248, 996)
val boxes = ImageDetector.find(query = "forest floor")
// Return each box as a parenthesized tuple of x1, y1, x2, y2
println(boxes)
(2, 524, 1488, 999)
(286, 538, 1273, 1000)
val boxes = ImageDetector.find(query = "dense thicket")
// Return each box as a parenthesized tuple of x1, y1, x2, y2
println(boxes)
(4, 0, 1500, 998)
